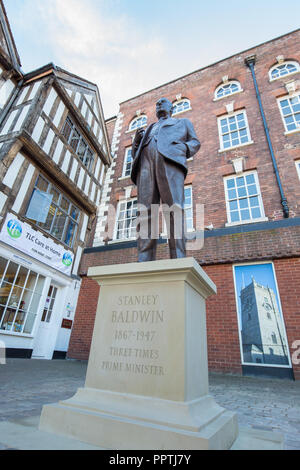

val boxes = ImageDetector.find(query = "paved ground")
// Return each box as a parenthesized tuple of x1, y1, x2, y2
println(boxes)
(0, 358, 299, 450)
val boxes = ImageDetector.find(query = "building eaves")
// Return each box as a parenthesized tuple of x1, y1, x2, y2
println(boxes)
(0, 0, 22, 74)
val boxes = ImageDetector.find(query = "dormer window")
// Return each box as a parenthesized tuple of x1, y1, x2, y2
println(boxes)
(215, 81, 242, 100)
(128, 115, 147, 131)
(269, 61, 300, 81)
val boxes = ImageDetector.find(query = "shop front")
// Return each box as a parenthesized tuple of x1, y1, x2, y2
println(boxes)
(0, 215, 80, 360)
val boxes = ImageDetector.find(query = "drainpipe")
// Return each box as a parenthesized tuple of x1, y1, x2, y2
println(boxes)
(245, 55, 289, 218)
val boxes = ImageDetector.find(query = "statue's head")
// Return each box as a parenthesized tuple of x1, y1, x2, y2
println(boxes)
(156, 97, 173, 119)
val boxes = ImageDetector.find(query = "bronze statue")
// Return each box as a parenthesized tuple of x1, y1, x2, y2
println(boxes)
(131, 97, 200, 262)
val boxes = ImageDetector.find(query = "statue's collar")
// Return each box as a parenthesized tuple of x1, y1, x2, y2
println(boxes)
(157, 117, 177, 127)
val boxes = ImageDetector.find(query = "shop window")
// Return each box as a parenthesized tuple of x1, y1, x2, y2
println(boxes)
(224, 171, 266, 225)
(215, 81, 242, 100)
(0, 257, 45, 334)
(62, 115, 95, 170)
(25, 174, 80, 248)
(269, 61, 300, 81)
(278, 93, 300, 133)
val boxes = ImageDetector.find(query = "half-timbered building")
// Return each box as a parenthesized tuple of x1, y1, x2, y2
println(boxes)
(0, 1, 111, 359)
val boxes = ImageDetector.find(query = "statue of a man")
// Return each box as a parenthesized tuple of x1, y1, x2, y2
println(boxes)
(131, 97, 200, 262)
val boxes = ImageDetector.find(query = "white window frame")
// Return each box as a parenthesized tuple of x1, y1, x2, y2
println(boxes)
(269, 61, 300, 82)
(172, 99, 191, 116)
(184, 185, 194, 232)
(0, 256, 46, 336)
(295, 160, 300, 181)
(277, 92, 300, 135)
(128, 115, 147, 132)
(218, 110, 253, 152)
(25, 174, 81, 249)
(120, 147, 133, 179)
(61, 115, 95, 171)
(113, 198, 137, 241)
(224, 170, 267, 227)
(214, 80, 243, 101)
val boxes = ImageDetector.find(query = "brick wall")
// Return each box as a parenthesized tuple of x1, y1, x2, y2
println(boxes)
(67, 276, 99, 360)
(102, 30, 300, 235)
(68, 30, 300, 378)
(68, 257, 300, 378)
(79, 224, 300, 273)
(273, 258, 300, 380)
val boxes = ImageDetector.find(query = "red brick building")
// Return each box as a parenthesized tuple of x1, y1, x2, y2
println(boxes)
(68, 29, 300, 380)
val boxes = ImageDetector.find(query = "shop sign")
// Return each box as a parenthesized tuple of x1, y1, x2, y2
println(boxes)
(61, 318, 73, 329)
(0, 213, 74, 275)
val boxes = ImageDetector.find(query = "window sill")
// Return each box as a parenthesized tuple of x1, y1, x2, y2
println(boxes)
(284, 128, 300, 136)
(0, 330, 34, 339)
(125, 125, 147, 134)
(269, 71, 300, 82)
(172, 107, 192, 116)
(213, 89, 244, 101)
(160, 228, 195, 238)
(118, 175, 131, 181)
(225, 216, 268, 227)
(218, 140, 254, 153)
(108, 237, 137, 245)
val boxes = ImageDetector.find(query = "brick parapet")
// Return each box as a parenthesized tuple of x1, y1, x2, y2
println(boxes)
(79, 225, 300, 274)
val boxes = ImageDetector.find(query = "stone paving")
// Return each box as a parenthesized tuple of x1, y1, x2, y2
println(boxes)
(0, 358, 299, 450)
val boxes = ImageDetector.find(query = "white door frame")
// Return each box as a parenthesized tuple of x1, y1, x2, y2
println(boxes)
(32, 281, 68, 359)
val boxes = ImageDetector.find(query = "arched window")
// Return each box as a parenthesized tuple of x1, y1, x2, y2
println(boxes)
(269, 61, 300, 81)
(128, 115, 147, 131)
(215, 81, 242, 100)
(172, 99, 191, 115)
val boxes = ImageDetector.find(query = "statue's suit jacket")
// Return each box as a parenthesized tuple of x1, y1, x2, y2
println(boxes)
(131, 117, 200, 185)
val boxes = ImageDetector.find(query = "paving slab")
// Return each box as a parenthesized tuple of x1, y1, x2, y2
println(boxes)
(0, 359, 299, 450)
(0, 415, 103, 450)
(0, 415, 284, 451)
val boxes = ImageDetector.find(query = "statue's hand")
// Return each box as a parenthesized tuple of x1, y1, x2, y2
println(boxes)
(134, 128, 145, 146)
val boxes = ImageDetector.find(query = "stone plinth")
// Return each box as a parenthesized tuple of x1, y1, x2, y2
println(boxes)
(40, 258, 238, 449)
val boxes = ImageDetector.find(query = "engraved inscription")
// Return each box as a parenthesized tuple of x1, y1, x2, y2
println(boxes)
(112, 310, 164, 323)
(101, 293, 165, 377)
(117, 295, 159, 305)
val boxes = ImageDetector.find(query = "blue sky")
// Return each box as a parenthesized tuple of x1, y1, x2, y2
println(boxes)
(4, 0, 300, 117)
